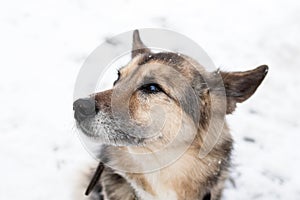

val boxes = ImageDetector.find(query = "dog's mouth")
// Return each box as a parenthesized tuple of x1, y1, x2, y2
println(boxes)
(75, 113, 150, 147)
(72, 98, 137, 146)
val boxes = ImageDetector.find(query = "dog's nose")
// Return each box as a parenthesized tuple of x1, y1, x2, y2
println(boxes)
(73, 98, 98, 122)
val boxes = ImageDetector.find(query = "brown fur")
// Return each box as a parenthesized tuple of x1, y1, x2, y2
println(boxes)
(74, 30, 268, 200)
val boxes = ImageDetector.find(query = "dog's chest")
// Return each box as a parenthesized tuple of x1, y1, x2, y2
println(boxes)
(122, 151, 204, 200)
(128, 173, 178, 200)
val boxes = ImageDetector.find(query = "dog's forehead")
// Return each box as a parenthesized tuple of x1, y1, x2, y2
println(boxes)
(120, 52, 207, 79)
(119, 53, 178, 76)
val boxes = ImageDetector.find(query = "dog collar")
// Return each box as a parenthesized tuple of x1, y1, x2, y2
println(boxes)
(85, 162, 104, 196)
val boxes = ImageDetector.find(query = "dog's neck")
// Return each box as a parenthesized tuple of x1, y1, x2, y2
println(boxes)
(110, 142, 225, 200)
(102, 126, 232, 200)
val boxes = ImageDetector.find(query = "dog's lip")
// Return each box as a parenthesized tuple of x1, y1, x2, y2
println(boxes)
(76, 122, 95, 137)
(75, 122, 149, 146)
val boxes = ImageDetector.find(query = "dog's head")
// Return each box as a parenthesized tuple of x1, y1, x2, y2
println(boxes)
(73, 30, 268, 149)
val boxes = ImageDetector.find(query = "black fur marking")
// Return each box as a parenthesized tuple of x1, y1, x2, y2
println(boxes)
(203, 192, 211, 200)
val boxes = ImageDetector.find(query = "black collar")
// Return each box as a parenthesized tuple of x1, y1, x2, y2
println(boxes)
(85, 162, 104, 196)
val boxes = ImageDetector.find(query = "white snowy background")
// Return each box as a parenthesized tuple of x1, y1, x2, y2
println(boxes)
(0, 0, 299, 199)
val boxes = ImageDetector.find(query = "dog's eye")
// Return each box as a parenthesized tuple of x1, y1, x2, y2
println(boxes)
(140, 83, 162, 94)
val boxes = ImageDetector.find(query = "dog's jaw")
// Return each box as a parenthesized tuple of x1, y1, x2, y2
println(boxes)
(76, 110, 156, 147)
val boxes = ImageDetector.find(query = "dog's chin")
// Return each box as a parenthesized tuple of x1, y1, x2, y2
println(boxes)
(76, 121, 146, 147)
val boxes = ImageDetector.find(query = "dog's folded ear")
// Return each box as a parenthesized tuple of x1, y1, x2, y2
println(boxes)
(221, 65, 268, 114)
(132, 30, 151, 58)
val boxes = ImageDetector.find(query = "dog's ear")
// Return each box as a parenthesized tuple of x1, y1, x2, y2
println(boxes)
(132, 30, 151, 58)
(221, 65, 268, 114)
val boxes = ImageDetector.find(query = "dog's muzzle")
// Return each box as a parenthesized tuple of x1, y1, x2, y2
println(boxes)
(73, 98, 98, 122)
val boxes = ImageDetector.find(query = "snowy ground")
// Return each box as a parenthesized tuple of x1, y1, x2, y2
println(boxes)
(0, 0, 300, 199)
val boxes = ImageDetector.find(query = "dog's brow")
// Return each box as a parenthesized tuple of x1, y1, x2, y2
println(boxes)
(140, 76, 157, 85)
(138, 52, 184, 66)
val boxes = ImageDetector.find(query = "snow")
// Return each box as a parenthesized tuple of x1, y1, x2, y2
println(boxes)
(0, 0, 299, 199)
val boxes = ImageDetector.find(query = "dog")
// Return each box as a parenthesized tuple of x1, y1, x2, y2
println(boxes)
(73, 30, 268, 200)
